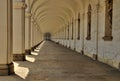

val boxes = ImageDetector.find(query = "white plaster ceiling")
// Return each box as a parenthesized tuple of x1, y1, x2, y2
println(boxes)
(28, 0, 85, 34)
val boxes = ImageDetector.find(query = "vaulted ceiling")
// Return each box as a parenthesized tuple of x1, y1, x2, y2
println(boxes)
(27, 0, 86, 34)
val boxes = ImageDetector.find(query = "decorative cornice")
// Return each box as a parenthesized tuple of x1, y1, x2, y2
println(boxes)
(13, 2, 27, 9)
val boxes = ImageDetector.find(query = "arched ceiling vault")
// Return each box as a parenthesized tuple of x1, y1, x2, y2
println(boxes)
(28, 0, 85, 34)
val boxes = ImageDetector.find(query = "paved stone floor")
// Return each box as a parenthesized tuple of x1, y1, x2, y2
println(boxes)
(0, 41, 120, 81)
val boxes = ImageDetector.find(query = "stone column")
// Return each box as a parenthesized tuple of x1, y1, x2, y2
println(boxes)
(25, 1, 31, 54)
(30, 20, 35, 51)
(13, 0, 26, 61)
(34, 24, 37, 46)
(0, 0, 14, 75)
(25, 12, 31, 54)
(33, 22, 36, 48)
(36, 26, 39, 44)
(34, 24, 40, 47)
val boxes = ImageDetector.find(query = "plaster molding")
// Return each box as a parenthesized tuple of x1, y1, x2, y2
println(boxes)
(13, 2, 27, 9)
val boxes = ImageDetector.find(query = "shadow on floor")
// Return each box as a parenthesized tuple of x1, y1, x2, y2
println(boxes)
(1, 41, 120, 81)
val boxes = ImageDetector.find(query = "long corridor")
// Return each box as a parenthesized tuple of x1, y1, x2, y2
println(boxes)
(0, 41, 120, 81)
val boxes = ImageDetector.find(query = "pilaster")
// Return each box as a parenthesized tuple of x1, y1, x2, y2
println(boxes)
(13, 0, 26, 61)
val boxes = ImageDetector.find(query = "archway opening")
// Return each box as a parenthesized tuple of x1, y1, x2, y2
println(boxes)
(44, 32, 51, 40)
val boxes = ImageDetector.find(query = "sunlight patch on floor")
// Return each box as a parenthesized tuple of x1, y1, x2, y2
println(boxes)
(34, 49, 40, 52)
(26, 55, 36, 62)
(31, 51, 38, 55)
(36, 41, 45, 50)
(14, 62, 29, 79)
(31, 41, 45, 55)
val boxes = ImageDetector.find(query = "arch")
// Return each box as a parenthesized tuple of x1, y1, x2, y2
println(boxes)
(29, 0, 84, 34)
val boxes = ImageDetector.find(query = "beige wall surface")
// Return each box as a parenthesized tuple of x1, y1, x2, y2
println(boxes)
(0, 0, 13, 64)
(51, 0, 120, 69)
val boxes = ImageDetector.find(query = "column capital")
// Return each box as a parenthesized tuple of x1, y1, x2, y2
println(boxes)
(13, 2, 27, 9)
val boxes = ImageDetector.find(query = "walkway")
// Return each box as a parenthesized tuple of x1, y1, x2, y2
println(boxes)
(0, 41, 120, 81)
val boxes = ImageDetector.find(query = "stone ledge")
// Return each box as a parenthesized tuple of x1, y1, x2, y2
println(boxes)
(13, 54, 26, 61)
(0, 63, 14, 76)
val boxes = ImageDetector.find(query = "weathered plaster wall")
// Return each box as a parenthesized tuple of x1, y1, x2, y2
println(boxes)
(51, 0, 120, 70)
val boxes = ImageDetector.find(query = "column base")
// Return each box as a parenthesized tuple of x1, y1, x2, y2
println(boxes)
(31, 45, 37, 51)
(31, 41, 43, 51)
(74, 48, 76, 51)
(56, 42, 59, 44)
(25, 49, 31, 55)
(93, 54, 98, 60)
(13, 54, 26, 61)
(31, 47, 35, 51)
(0, 63, 14, 76)
(119, 63, 120, 71)
(81, 50, 84, 55)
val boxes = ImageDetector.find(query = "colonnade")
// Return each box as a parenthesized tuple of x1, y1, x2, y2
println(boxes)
(0, 0, 43, 75)
(0, 0, 120, 76)
(51, 0, 120, 71)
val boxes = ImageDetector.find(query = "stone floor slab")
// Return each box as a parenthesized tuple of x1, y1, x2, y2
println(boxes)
(0, 41, 120, 81)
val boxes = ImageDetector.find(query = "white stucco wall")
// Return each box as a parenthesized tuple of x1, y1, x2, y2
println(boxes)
(51, 0, 120, 70)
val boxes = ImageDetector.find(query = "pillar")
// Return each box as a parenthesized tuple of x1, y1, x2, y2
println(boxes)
(25, 0, 31, 55)
(13, 0, 26, 61)
(34, 24, 37, 46)
(30, 20, 35, 51)
(0, 0, 14, 75)
(36, 26, 39, 44)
